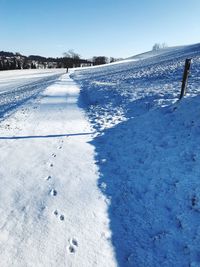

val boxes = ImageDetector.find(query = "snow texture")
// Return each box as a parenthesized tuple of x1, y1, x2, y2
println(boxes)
(0, 71, 116, 267)
(0, 69, 64, 119)
(72, 43, 200, 267)
(1, 43, 200, 266)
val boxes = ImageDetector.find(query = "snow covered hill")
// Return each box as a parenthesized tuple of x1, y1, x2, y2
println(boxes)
(72, 43, 200, 267)
(1, 43, 200, 267)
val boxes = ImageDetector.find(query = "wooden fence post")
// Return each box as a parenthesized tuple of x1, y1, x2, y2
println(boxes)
(179, 58, 192, 99)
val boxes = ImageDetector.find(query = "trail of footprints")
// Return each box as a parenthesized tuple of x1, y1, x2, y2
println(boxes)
(46, 139, 65, 222)
(45, 138, 78, 254)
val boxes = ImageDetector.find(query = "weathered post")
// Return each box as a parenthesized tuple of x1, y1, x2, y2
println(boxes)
(179, 58, 192, 99)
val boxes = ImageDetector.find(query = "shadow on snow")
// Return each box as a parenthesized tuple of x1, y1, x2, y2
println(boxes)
(0, 132, 94, 140)
(88, 96, 200, 266)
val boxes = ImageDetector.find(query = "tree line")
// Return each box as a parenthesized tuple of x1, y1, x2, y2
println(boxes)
(0, 49, 120, 71)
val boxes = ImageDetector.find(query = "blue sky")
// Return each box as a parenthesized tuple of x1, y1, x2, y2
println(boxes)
(0, 0, 200, 58)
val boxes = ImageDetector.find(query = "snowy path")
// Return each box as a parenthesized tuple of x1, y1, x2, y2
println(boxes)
(0, 74, 116, 267)
(0, 69, 65, 119)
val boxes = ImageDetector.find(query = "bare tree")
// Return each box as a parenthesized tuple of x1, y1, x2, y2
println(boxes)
(63, 49, 80, 60)
(152, 43, 168, 51)
(92, 56, 108, 65)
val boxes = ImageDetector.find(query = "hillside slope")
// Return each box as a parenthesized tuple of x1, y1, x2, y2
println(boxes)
(72, 43, 200, 267)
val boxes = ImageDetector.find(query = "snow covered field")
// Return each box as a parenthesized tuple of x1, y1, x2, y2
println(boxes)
(73, 43, 200, 267)
(0, 69, 65, 119)
(1, 43, 200, 267)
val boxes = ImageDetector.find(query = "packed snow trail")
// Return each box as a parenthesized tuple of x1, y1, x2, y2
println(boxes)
(0, 69, 65, 120)
(0, 74, 116, 267)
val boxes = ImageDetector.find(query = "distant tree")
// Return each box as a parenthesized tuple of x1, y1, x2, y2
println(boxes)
(57, 61, 63, 68)
(0, 60, 2, 70)
(63, 49, 83, 68)
(63, 49, 80, 60)
(17, 59, 22, 69)
(28, 55, 47, 61)
(15, 52, 22, 57)
(0, 51, 15, 57)
(11, 58, 17, 69)
(109, 57, 120, 63)
(110, 57, 115, 63)
(31, 62, 36, 69)
(5, 60, 10, 70)
(152, 43, 168, 51)
(23, 59, 29, 69)
(152, 43, 160, 51)
(162, 43, 168, 48)
(92, 56, 108, 65)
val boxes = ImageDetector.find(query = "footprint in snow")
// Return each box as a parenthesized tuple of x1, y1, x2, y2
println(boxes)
(54, 210, 59, 216)
(50, 163, 53, 167)
(53, 210, 65, 221)
(57, 140, 64, 150)
(52, 153, 56, 158)
(49, 189, 57, 196)
(68, 238, 78, 254)
(60, 215, 65, 221)
(71, 238, 78, 247)
(46, 175, 51, 181)
(68, 246, 76, 253)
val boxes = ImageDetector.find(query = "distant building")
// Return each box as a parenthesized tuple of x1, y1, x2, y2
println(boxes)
(80, 62, 93, 68)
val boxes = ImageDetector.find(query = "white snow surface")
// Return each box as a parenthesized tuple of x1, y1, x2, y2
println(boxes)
(72, 43, 200, 267)
(0, 69, 65, 119)
(0, 69, 65, 93)
(1, 43, 200, 267)
(0, 73, 116, 266)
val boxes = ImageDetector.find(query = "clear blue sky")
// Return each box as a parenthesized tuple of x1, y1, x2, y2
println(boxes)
(0, 0, 200, 59)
